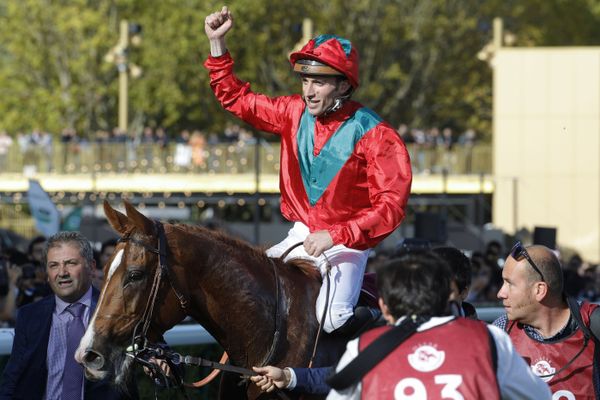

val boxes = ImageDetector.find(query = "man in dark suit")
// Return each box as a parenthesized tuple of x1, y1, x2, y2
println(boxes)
(0, 231, 135, 400)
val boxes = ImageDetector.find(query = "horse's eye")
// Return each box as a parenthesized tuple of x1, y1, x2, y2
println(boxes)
(126, 270, 145, 283)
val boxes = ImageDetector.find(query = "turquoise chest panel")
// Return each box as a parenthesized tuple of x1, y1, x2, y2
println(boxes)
(296, 107, 382, 206)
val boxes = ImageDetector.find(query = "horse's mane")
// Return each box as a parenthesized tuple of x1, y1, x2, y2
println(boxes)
(167, 223, 321, 282)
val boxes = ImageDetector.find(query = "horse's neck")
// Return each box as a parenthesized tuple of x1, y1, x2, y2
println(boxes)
(178, 235, 281, 363)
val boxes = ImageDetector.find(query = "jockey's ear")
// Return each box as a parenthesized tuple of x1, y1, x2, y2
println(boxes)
(104, 200, 130, 235)
(124, 201, 155, 236)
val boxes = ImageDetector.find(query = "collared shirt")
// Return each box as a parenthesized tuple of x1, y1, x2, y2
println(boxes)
(493, 310, 577, 341)
(45, 287, 93, 400)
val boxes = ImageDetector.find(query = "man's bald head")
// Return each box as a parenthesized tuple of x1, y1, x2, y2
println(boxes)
(525, 245, 563, 298)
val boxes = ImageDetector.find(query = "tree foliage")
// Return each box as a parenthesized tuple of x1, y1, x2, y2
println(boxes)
(1, 0, 600, 140)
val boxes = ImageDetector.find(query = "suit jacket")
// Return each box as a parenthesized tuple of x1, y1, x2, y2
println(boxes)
(293, 366, 333, 395)
(0, 287, 135, 400)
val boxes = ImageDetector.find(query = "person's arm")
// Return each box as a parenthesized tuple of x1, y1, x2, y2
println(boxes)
(327, 124, 412, 250)
(251, 365, 333, 395)
(204, 6, 231, 57)
(203, 8, 296, 135)
(326, 339, 361, 400)
(488, 325, 552, 400)
(292, 366, 334, 395)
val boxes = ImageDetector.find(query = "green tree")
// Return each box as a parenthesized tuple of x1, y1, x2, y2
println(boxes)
(2, 0, 600, 140)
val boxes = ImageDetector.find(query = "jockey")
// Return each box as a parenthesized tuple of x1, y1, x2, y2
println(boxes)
(204, 7, 412, 334)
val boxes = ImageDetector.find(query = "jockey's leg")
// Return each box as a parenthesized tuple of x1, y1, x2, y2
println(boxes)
(315, 246, 370, 333)
(266, 222, 312, 258)
(266, 222, 373, 334)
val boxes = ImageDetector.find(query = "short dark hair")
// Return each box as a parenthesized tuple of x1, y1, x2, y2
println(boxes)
(27, 235, 47, 255)
(433, 247, 472, 293)
(377, 251, 451, 318)
(44, 231, 94, 267)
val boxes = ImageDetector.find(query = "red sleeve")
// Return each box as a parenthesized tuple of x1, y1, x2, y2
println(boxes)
(329, 124, 412, 249)
(204, 52, 295, 135)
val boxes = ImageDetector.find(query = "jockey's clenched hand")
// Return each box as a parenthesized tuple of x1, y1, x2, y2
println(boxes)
(204, 6, 233, 40)
(304, 230, 334, 257)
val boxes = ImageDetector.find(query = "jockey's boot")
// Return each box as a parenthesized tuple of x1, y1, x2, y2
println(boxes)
(331, 306, 383, 338)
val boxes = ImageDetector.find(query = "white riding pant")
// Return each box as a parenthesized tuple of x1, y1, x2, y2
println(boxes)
(266, 222, 370, 333)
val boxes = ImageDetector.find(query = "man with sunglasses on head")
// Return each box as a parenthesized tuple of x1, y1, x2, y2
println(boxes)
(494, 242, 600, 400)
(203, 6, 411, 336)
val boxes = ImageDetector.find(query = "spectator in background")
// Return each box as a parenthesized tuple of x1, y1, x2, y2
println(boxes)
(174, 130, 192, 171)
(91, 239, 117, 290)
(155, 127, 169, 167)
(189, 130, 207, 171)
(440, 127, 455, 172)
(410, 128, 427, 173)
(494, 242, 599, 399)
(0, 130, 14, 171)
(140, 126, 155, 167)
(111, 127, 129, 171)
(60, 127, 81, 172)
(458, 128, 476, 173)
(94, 129, 111, 167)
(466, 252, 502, 304)
(27, 236, 47, 268)
(433, 246, 477, 318)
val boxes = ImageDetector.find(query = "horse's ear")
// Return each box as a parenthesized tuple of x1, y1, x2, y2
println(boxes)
(104, 200, 130, 235)
(124, 201, 155, 236)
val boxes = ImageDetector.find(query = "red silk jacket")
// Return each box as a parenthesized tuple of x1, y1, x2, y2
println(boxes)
(204, 52, 412, 249)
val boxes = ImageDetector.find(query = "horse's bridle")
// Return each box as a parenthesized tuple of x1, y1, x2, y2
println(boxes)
(118, 220, 189, 352)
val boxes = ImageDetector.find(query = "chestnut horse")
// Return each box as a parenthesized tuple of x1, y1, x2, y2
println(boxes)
(76, 201, 343, 399)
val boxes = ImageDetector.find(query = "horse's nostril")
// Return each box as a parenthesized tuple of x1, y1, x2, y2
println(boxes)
(83, 349, 105, 370)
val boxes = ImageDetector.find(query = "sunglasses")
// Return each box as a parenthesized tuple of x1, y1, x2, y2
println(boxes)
(510, 241, 545, 282)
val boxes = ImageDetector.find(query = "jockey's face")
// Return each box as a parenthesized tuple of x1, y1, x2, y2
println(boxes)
(301, 75, 350, 116)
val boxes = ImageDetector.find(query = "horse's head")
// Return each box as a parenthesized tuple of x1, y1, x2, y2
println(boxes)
(76, 201, 186, 387)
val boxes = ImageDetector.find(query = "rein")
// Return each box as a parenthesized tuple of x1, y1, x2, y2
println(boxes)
(278, 241, 332, 368)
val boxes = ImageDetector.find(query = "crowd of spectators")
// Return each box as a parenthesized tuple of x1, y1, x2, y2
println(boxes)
(0, 124, 482, 175)
(397, 123, 479, 174)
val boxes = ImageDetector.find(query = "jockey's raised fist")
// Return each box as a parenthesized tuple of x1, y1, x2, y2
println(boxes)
(205, 6, 233, 40)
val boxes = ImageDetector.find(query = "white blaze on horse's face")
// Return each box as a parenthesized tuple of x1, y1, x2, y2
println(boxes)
(75, 249, 125, 376)
(106, 249, 124, 285)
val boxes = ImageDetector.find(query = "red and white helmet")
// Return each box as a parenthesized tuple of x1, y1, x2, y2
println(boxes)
(290, 34, 359, 88)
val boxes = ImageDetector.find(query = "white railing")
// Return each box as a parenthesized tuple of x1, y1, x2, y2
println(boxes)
(0, 324, 217, 356)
